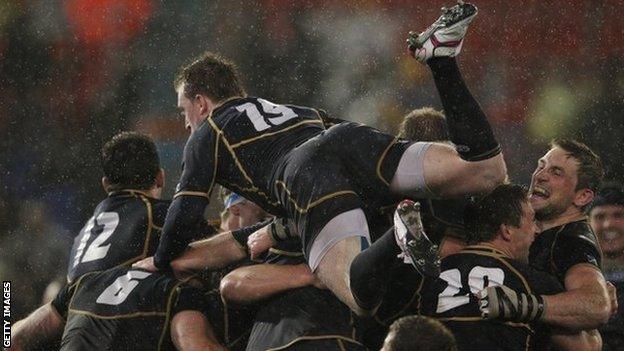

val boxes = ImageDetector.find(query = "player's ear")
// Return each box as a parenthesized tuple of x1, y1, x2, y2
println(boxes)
(156, 168, 165, 189)
(102, 177, 111, 193)
(194, 94, 214, 116)
(499, 224, 513, 241)
(573, 188, 594, 209)
(229, 204, 241, 216)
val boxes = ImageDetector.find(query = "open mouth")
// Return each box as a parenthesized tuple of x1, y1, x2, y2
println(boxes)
(530, 185, 550, 199)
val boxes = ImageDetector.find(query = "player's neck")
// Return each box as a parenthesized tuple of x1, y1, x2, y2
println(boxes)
(209, 95, 245, 117)
(537, 207, 586, 232)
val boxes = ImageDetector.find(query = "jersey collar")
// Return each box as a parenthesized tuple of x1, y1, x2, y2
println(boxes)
(209, 96, 248, 118)
(108, 189, 152, 198)
(462, 243, 510, 258)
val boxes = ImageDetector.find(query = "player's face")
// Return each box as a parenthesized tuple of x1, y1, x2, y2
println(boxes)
(590, 205, 624, 258)
(230, 200, 267, 229)
(529, 147, 580, 221)
(509, 201, 538, 263)
(177, 86, 204, 133)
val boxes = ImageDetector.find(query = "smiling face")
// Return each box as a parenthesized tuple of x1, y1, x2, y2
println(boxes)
(176, 84, 206, 133)
(590, 204, 624, 258)
(530, 146, 582, 221)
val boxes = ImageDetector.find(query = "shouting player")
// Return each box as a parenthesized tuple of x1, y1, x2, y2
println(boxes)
(480, 140, 613, 339)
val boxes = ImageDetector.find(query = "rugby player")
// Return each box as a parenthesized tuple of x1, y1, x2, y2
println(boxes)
(355, 184, 598, 350)
(8, 266, 224, 351)
(68, 131, 216, 283)
(138, 1, 507, 316)
(419, 184, 599, 350)
(480, 140, 614, 333)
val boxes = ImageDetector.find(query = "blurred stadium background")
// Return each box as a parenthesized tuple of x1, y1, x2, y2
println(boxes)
(1, 0, 622, 319)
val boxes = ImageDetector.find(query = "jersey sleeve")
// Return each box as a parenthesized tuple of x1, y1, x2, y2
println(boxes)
(175, 122, 219, 198)
(551, 236, 602, 281)
(523, 269, 564, 296)
(263, 238, 306, 265)
(154, 124, 218, 269)
(50, 282, 79, 320)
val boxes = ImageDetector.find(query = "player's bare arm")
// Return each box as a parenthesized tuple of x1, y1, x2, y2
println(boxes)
(136, 219, 272, 273)
(8, 303, 64, 351)
(541, 264, 612, 329)
(220, 263, 319, 304)
(133, 231, 247, 273)
(169, 231, 248, 274)
(479, 264, 612, 330)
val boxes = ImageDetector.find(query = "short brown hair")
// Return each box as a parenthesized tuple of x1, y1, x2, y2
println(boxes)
(175, 52, 246, 103)
(397, 107, 449, 142)
(470, 184, 528, 244)
(550, 138, 603, 193)
(385, 315, 457, 351)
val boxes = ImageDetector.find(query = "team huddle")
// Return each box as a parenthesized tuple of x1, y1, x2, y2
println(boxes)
(8, 2, 621, 351)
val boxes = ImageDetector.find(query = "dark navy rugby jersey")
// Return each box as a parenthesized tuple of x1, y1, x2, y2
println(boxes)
(529, 219, 603, 284)
(67, 190, 170, 282)
(176, 97, 325, 214)
(53, 267, 205, 351)
(155, 97, 325, 268)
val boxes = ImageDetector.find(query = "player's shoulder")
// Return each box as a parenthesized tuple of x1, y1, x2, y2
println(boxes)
(148, 197, 171, 223)
(549, 219, 601, 263)
(559, 219, 599, 245)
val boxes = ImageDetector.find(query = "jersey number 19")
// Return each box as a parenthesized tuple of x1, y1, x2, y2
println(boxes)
(236, 98, 298, 131)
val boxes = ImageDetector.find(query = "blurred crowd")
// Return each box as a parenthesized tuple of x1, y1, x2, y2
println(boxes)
(1, 0, 623, 319)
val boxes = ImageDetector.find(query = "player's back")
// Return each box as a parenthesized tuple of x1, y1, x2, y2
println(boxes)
(67, 190, 170, 282)
(55, 266, 204, 351)
(185, 96, 325, 214)
(419, 245, 562, 351)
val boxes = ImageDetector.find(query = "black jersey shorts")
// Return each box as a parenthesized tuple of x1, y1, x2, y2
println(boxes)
(272, 122, 414, 264)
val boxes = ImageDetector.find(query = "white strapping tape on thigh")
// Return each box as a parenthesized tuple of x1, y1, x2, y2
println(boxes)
(308, 208, 371, 272)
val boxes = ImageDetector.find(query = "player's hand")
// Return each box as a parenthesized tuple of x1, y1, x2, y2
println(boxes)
(607, 281, 618, 318)
(478, 285, 545, 323)
(247, 225, 275, 260)
(132, 256, 159, 272)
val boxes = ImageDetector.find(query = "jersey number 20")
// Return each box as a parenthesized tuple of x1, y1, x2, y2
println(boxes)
(436, 266, 505, 313)
(236, 98, 298, 131)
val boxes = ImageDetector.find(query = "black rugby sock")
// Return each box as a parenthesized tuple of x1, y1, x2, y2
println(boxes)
(349, 228, 402, 311)
(428, 57, 501, 161)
